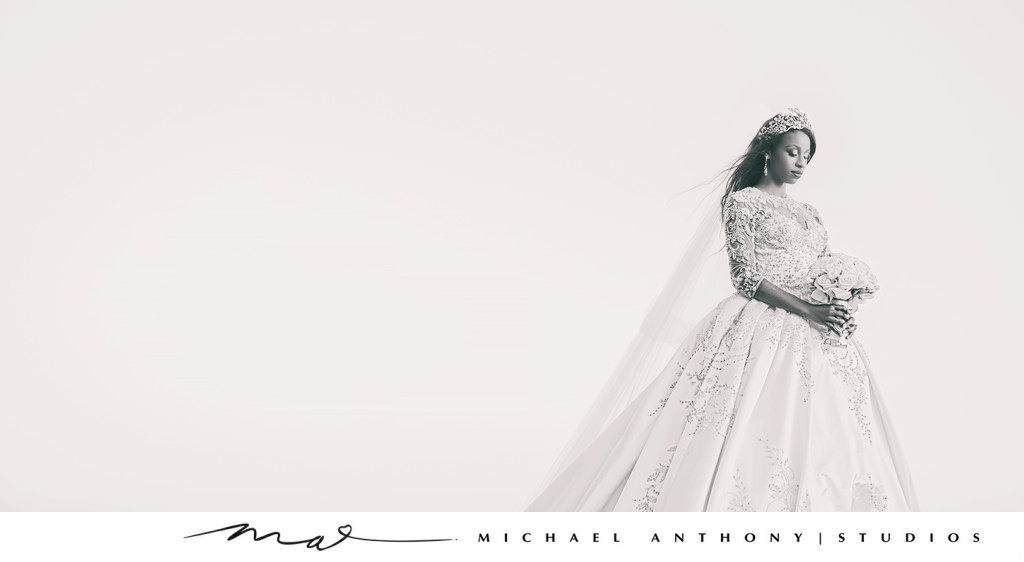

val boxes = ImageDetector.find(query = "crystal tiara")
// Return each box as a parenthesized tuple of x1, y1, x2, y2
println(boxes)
(756, 107, 814, 141)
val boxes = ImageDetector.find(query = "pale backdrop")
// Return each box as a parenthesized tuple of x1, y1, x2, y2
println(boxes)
(1, 0, 1020, 511)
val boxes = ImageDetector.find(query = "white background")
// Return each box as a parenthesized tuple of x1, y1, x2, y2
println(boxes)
(1, 0, 1021, 511)
(1, 512, 1020, 561)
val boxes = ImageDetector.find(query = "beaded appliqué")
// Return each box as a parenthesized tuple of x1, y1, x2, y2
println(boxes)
(807, 204, 832, 258)
(824, 340, 874, 443)
(724, 188, 829, 301)
(633, 445, 677, 512)
(647, 302, 724, 417)
(678, 309, 759, 437)
(727, 468, 756, 512)
(759, 308, 787, 348)
(761, 438, 802, 511)
(724, 195, 769, 298)
(727, 466, 812, 512)
(758, 310, 815, 403)
(778, 314, 816, 402)
(853, 474, 889, 512)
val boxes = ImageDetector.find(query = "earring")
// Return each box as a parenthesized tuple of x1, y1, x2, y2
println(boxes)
(763, 154, 769, 176)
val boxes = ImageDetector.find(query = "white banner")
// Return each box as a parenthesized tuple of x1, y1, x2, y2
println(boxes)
(0, 512, 1020, 561)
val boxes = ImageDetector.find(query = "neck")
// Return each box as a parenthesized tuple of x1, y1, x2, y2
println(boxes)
(753, 178, 788, 197)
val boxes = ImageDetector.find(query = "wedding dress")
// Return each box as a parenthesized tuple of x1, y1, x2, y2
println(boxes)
(526, 186, 919, 512)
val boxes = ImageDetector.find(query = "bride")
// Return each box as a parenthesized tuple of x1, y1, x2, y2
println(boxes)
(525, 108, 919, 512)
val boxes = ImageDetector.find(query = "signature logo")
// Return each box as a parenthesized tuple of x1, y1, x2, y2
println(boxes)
(185, 522, 454, 552)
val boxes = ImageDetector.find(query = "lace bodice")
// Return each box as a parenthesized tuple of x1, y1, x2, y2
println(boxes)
(723, 187, 830, 300)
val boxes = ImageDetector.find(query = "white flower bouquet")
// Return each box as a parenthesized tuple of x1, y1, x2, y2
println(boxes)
(806, 253, 880, 343)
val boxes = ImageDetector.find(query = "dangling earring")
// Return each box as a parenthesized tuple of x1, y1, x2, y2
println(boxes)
(763, 154, 769, 176)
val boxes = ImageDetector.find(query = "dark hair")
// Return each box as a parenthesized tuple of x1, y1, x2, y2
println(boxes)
(667, 118, 817, 254)
(717, 124, 817, 223)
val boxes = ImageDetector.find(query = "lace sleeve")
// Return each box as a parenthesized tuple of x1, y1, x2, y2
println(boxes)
(723, 192, 764, 298)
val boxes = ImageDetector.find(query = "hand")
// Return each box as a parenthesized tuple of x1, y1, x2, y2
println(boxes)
(805, 300, 853, 336)
(842, 317, 858, 337)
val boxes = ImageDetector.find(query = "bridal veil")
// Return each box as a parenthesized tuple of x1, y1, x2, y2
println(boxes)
(526, 180, 735, 503)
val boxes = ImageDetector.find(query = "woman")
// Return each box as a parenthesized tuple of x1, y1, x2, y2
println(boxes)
(526, 108, 919, 512)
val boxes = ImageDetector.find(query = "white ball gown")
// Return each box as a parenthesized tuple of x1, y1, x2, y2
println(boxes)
(527, 186, 919, 512)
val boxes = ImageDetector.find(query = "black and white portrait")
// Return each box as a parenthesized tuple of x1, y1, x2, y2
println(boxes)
(1, 0, 1021, 521)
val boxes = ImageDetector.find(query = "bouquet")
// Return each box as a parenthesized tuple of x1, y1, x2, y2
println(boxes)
(806, 253, 880, 344)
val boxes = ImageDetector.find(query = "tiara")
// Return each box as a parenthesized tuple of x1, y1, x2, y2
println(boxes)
(756, 107, 813, 141)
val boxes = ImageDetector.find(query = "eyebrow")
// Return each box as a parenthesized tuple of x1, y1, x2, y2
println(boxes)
(785, 145, 810, 150)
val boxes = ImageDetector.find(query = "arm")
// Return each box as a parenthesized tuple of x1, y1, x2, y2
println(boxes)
(724, 194, 850, 332)
(751, 278, 814, 318)
(723, 194, 765, 299)
(750, 269, 852, 335)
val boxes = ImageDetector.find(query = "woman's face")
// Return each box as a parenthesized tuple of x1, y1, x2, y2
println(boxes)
(770, 130, 812, 184)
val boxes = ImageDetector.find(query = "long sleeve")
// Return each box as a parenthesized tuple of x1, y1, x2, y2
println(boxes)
(723, 193, 764, 299)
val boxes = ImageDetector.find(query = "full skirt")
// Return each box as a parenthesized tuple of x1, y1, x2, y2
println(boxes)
(527, 293, 919, 511)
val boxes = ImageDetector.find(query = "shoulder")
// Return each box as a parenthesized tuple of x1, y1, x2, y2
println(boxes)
(727, 187, 760, 204)
(724, 188, 769, 225)
(725, 188, 761, 212)
(725, 187, 769, 213)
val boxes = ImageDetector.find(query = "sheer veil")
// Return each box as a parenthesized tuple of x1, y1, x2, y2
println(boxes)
(525, 178, 735, 506)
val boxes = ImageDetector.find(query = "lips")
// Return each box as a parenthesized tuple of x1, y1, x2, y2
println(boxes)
(791, 171, 803, 177)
